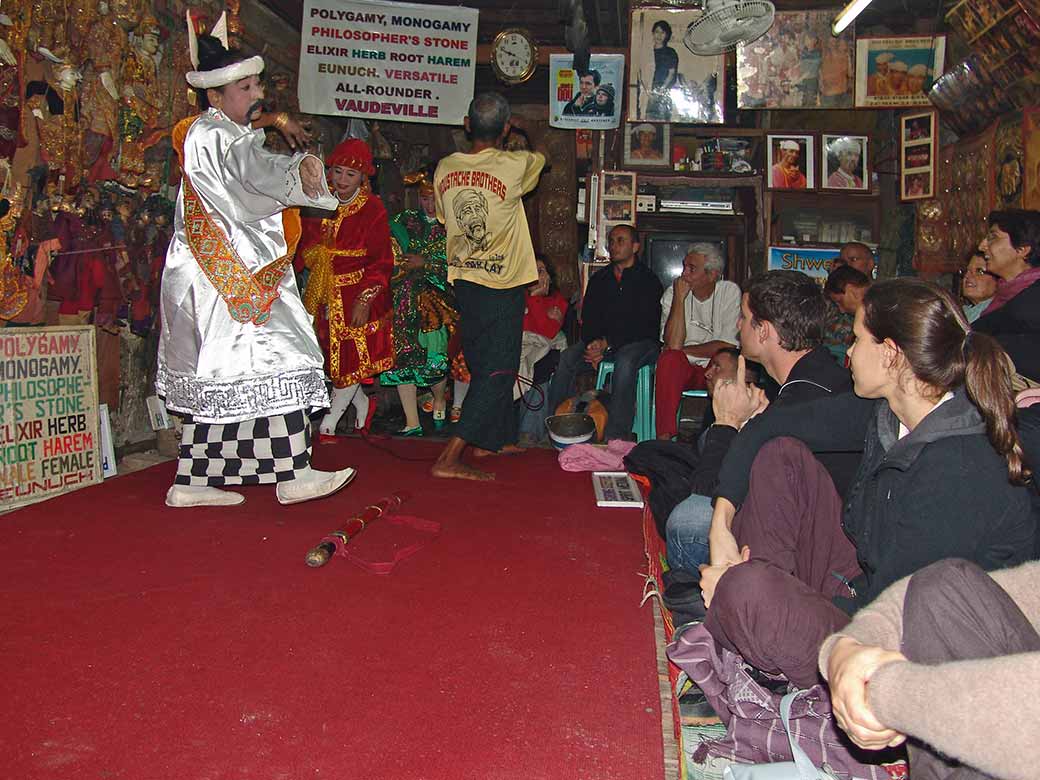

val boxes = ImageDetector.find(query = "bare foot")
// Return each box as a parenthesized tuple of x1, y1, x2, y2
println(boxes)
(431, 460, 495, 480)
(472, 444, 527, 458)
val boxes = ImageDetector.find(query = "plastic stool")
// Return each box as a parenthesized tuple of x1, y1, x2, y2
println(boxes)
(677, 388, 709, 428)
(595, 360, 656, 442)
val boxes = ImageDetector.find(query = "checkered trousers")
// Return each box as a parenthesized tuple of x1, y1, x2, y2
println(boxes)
(174, 410, 312, 486)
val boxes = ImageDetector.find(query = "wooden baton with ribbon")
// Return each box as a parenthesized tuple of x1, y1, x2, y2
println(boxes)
(304, 492, 412, 568)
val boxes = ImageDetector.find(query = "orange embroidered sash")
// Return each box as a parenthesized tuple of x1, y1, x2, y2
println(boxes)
(172, 115, 302, 327)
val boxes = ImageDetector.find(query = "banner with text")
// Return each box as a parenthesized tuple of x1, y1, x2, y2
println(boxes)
(767, 246, 841, 283)
(0, 326, 102, 512)
(299, 0, 478, 125)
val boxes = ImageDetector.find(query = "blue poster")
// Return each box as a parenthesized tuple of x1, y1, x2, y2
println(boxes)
(767, 246, 841, 282)
(549, 54, 624, 130)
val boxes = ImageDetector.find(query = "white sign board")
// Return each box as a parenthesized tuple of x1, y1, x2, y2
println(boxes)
(298, 0, 478, 125)
(0, 326, 102, 511)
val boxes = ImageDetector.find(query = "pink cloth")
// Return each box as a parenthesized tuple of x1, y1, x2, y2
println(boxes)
(1016, 388, 1040, 408)
(981, 266, 1040, 317)
(558, 439, 638, 472)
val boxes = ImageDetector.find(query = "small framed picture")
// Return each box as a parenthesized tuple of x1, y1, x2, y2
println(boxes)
(623, 122, 672, 168)
(899, 110, 937, 201)
(594, 169, 637, 259)
(766, 133, 815, 190)
(821, 134, 870, 192)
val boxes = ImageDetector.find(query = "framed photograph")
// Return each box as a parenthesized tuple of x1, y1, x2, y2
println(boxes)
(766, 133, 815, 190)
(549, 53, 625, 130)
(821, 134, 870, 192)
(594, 170, 637, 259)
(855, 35, 946, 108)
(737, 10, 854, 109)
(623, 122, 672, 168)
(899, 110, 936, 201)
(627, 7, 724, 124)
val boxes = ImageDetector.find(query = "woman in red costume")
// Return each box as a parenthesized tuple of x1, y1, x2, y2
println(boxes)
(300, 139, 394, 438)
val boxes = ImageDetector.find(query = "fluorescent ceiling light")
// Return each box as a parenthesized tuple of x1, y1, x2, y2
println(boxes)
(832, 0, 874, 34)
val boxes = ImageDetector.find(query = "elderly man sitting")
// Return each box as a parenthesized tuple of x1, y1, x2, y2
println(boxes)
(654, 244, 740, 440)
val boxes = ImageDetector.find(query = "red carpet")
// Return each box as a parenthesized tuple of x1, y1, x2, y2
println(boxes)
(1, 440, 664, 779)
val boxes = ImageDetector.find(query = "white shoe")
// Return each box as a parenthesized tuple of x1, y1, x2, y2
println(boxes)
(276, 467, 357, 506)
(165, 485, 246, 507)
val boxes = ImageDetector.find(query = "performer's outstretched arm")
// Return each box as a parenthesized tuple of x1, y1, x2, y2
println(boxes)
(222, 131, 337, 220)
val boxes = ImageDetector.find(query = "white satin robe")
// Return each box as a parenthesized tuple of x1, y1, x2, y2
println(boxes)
(156, 108, 338, 423)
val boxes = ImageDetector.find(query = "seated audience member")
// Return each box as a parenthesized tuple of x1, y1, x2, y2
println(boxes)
(665, 270, 853, 573)
(820, 558, 1040, 780)
(698, 278, 1034, 690)
(834, 241, 876, 278)
(654, 244, 741, 440)
(961, 250, 998, 323)
(823, 242, 876, 363)
(547, 224, 662, 442)
(824, 264, 870, 316)
(515, 257, 568, 400)
(974, 209, 1040, 381)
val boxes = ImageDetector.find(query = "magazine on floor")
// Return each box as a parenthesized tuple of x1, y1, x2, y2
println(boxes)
(592, 472, 644, 508)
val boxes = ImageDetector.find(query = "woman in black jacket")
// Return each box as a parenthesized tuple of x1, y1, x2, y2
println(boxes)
(697, 278, 1035, 688)
(973, 209, 1040, 382)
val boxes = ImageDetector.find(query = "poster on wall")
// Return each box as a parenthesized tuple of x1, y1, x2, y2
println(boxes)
(767, 246, 841, 284)
(549, 53, 624, 129)
(627, 7, 724, 124)
(298, 0, 478, 124)
(0, 326, 102, 512)
(854, 36, 945, 108)
(737, 10, 854, 109)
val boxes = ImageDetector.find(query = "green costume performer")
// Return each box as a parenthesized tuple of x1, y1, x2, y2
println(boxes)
(382, 202, 458, 433)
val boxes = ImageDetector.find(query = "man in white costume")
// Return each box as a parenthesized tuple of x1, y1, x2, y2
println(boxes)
(157, 33, 355, 508)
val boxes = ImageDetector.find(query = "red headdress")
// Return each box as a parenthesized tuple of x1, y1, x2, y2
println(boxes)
(326, 139, 375, 176)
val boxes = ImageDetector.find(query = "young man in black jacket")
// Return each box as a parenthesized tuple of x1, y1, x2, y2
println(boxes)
(547, 224, 663, 441)
(664, 271, 854, 573)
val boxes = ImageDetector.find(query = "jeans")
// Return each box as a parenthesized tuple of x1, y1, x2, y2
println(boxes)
(666, 492, 713, 571)
(547, 338, 660, 441)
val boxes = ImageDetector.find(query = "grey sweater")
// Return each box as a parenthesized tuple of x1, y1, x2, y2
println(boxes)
(818, 560, 1040, 780)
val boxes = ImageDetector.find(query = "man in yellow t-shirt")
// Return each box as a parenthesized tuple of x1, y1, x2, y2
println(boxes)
(431, 92, 546, 480)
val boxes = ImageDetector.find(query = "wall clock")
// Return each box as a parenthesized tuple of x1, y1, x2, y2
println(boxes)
(490, 28, 537, 86)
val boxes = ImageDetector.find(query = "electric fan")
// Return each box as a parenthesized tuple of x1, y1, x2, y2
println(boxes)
(683, 0, 776, 56)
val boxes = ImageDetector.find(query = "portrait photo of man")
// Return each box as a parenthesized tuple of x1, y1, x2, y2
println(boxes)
(824, 135, 868, 190)
(769, 136, 812, 189)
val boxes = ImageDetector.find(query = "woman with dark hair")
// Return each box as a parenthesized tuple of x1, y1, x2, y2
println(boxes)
(647, 20, 678, 120)
(974, 209, 1040, 382)
(694, 277, 1034, 689)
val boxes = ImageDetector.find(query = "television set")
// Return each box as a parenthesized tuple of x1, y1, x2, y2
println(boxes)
(641, 233, 728, 290)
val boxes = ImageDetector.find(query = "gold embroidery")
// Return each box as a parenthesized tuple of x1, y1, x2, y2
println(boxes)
(302, 190, 389, 384)
(181, 175, 293, 326)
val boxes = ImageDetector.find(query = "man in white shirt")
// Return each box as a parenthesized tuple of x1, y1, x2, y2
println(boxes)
(654, 243, 740, 439)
